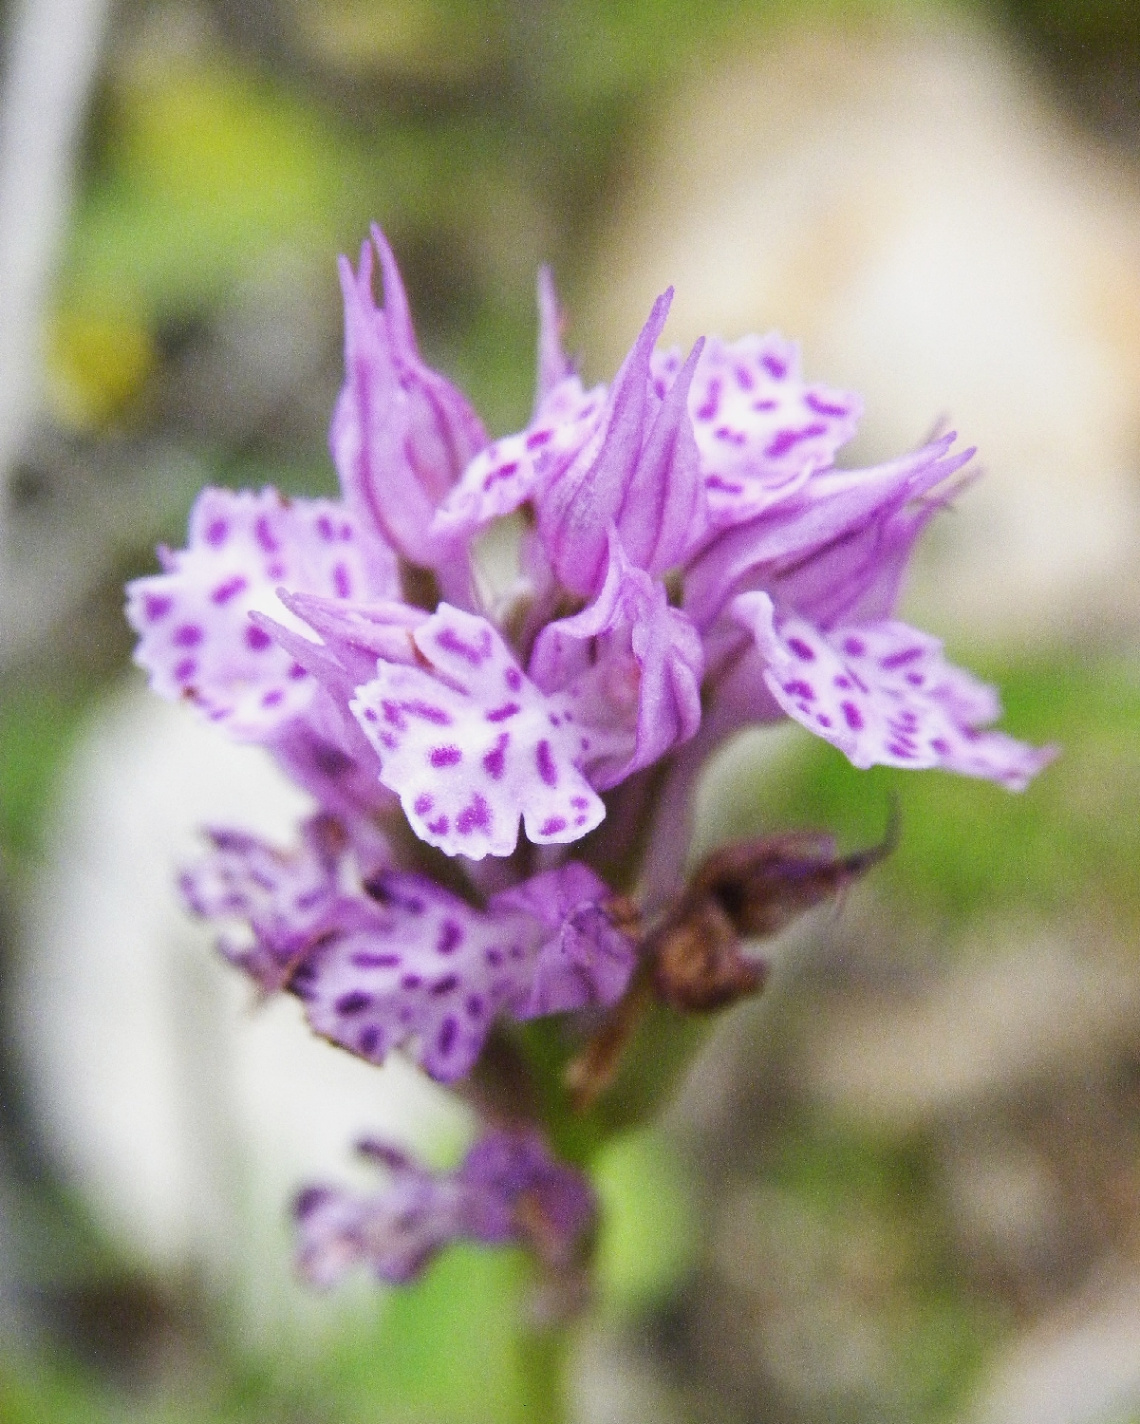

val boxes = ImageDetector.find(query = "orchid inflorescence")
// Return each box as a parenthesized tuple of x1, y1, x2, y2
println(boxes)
(127, 227, 1053, 1298)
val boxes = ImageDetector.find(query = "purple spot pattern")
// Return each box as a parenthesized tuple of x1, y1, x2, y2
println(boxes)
(734, 592, 1057, 789)
(535, 294, 709, 598)
(351, 604, 605, 859)
(214, 845, 636, 1080)
(660, 334, 861, 524)
(127, 487, 399, 738)
(432, 377, 606, 540)
(179, 815, 384, 993)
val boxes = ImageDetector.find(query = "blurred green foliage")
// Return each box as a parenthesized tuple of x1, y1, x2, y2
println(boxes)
(751, 1124, 997, 1420)
(65, 63, 375, 315)
(593, 1127, 697, 1312)
(308, 1245, 536, 1422)
(0, 684, 97, 865)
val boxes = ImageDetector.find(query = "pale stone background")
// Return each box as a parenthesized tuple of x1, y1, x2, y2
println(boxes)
(584, 15, 1140, 650)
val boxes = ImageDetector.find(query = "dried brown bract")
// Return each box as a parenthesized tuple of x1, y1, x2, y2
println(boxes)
(650, 820, 895, 1010)
(567, 814, 897, 1108)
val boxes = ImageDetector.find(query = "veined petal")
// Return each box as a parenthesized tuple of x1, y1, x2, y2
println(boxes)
(670, 334, 862, 523)
(331, 232, 486, 569)
(489, 862, 637, 1017)
(127, 488, 399, 740)
(371, 226, 489, 503)
(277, 591, 426, 686)
(621, 337, 708, 574)
(332, 248, 432, 550)
(733, 592, 1056, 790)
(531, 535, 704, 788)
(755, 484, 952, 633)
(350, 605, 605, 859)
(537, 291, 709, 594)
(535, 265, 576, 410)
(685, 433, 971, 629)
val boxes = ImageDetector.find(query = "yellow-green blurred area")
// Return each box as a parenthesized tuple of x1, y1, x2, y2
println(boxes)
(2, 0, 1140, 1421)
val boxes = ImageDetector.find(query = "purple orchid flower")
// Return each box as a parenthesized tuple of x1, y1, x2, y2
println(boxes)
(181, 818, 635, 1081)
(128, 228, 1055, 1289)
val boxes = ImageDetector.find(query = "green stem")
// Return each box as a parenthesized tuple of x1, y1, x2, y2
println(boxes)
(517, 1317, 570, 1424)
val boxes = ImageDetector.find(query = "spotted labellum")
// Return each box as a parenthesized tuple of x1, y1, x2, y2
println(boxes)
(128, 226, 1054, 1295)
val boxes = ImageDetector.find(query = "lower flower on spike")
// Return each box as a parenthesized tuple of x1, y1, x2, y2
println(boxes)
(294, 1130, 595, 1288)
(182, 822, 636, 1082)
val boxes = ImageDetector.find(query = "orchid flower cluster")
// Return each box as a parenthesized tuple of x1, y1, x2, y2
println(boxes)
(127, 227, 1052, 1301)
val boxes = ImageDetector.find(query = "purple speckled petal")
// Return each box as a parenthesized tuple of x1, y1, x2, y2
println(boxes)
(294, 1129, 595, 1288)
(672, 334, 862, 523)
(537, 291, 709, 594)
(684, 433, 972, 629)
(531, 535, 704, 789)
(350, 604, 606, 859)
(292, 862, 633, 1080)
(293, 872, 522, 1079)
(127, 487, 399, 740)
(181, 815, 383, 990)
(430, 377, 606, 543)
(330, 231, 486, 573)
(733, 592, 1057, 789)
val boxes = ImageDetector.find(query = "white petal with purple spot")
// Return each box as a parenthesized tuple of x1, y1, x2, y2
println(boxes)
(128, 488, 399, 740)
(672, 334, 862, 523)
(431, 377, 606, 541)
(350, 605, 605, 859)
(293, 875, 528, 1080)
(733, 592, 1056, 790)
